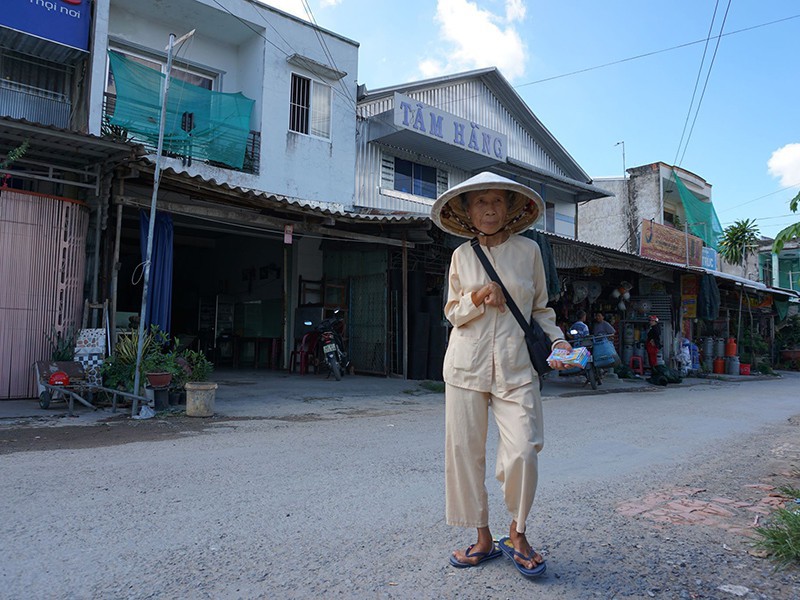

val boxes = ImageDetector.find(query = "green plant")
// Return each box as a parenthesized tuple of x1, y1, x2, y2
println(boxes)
(753, 485, 800, 569)
(771, 190, 799, 255)
(100, 354, 137, 391)
(719, 218, 760, 266)
(776, 315, 800, 350)
(46, 325, 76, 361)
(180, 349, 214, 383)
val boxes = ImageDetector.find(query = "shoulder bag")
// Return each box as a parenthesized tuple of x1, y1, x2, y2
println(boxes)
(470, 238, 553, 377)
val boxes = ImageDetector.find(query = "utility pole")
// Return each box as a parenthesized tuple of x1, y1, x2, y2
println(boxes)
(131, 29, 195, 417)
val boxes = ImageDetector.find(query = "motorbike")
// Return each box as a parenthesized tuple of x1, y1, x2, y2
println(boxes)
(558, 331, 617, 390)
(305, 309, 350, 381)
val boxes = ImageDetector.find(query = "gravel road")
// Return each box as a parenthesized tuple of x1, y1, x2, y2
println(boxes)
(2, 373, 799, 599)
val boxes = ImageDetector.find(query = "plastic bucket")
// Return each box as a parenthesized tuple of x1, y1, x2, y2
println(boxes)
(739, 363, 751, 376)
(185, 382, 218, 417)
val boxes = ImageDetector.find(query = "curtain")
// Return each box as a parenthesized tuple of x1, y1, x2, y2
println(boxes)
(139, 211, 174, 334)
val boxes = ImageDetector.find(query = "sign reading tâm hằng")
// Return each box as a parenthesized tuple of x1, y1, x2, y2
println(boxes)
(393, 93, 507, 162)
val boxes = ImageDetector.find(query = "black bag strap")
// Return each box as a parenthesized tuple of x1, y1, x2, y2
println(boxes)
(470, 238, 537, 341)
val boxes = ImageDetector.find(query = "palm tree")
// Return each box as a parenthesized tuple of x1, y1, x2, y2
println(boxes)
(771, 191, 800, 254)
(718, 218, 760, 266)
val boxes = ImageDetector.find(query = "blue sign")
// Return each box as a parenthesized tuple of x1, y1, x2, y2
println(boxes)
(702, 246, 718, 270)
(1, 0, 91, 52)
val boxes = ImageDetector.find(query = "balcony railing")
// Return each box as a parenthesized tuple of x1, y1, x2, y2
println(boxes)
(0, 81, 71, 128)
(102, 93, 260, 175)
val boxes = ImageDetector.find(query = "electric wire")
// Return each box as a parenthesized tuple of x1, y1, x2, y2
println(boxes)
(718, 181, 800, 212)
(677, 0, 732, 167)
(672, 0, 719, 166)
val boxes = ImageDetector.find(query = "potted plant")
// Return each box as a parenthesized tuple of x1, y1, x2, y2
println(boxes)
(180, 349, 216, 417)
(776, 315, 800, 364)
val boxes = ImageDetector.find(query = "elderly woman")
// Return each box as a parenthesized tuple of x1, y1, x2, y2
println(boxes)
(431, 172, 572, 578)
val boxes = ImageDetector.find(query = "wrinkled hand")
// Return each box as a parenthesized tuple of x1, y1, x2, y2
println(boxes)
(548, 340, 573, 370)
(473, 282, 506, 313)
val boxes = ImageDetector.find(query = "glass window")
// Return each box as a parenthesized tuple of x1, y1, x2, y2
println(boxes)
(545, 202, 555, 232)
(394, 158, 437, 199)
(289, 73, 331, 139)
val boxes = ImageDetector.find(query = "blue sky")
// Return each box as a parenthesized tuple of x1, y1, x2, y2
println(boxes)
(263, 0, 799, 239)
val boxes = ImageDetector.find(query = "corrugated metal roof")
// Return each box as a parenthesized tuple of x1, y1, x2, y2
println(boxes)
(143, 161, 429, 226)
(0, 116, 140, 170)
(360, 68, 591, 184)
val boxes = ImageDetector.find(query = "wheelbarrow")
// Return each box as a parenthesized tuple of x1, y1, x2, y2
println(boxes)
(33, 361, 147, 416)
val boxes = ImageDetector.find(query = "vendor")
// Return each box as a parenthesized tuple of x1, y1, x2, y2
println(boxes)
(592, 312, 615, 337)
(645, 315, 661, 368)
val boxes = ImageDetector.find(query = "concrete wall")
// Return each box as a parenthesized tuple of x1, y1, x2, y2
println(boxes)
(90, 0, 358, 207)
(577, 178, 628, 249)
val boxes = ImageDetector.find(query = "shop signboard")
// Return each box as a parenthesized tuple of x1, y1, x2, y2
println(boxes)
(639, 219, 702, 266)
(680, 274, 698, 319)
(1, 0, 91, 52)
(393, 93, 508, 162)
(702, 246, 718, 270)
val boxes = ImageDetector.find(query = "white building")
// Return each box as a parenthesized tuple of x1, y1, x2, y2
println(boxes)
(356, 68, 610, 238)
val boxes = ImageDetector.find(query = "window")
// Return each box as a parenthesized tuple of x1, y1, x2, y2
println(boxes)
(106, 48, 215, 95)
(289, 73, 331, 138)
(545, 202, 555, 232)
(394, 158, 437, 199)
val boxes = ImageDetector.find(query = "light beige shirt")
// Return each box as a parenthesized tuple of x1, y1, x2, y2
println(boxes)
(443, 235, 564, 393)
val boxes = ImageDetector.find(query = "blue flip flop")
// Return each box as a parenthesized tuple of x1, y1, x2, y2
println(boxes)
(449, 541, 503, 568)
(498, 536, 547, 578)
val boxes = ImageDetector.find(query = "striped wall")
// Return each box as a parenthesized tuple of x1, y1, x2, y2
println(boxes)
(0, 190, 88, 399)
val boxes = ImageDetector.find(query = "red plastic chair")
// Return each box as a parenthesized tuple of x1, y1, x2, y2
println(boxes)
(289, 332, 318, 375)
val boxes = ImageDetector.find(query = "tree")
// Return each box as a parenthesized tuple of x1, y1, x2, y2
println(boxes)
(771, 191, 800, 254)
(718, 218, 760, 266)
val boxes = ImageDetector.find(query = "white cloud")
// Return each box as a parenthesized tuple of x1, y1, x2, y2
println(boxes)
(320, 0, 342, 6)
(419, 0, 529, 81)
(767, 143, 800, 187)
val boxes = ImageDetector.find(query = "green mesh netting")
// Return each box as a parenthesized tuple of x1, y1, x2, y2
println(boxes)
(108, 51, 254, 169)
(672, 170, 722, 250)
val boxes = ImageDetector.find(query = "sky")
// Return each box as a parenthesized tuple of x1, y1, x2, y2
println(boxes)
(260, 0, 799, 239)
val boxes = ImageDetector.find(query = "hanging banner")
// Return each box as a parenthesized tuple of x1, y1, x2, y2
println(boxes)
(639, 219, 703, 266)
(680, 274, 698, 319)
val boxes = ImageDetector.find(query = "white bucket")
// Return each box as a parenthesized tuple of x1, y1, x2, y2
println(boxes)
(185, 382, 218, 417)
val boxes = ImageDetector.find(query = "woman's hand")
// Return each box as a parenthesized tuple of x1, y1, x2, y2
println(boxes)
(548, 340, 573, 370)
(471, 282, 506, 313)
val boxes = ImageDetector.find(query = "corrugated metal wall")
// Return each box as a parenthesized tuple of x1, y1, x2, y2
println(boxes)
(0, 190, 88, 399)
(356, 79, 567, 211)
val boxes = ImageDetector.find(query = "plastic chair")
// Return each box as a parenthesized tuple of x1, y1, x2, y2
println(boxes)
(289, 332, 318, 375)
(629, 355, 644, 375)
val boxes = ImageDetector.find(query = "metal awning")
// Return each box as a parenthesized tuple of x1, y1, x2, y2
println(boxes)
(0, 117, 139, 193)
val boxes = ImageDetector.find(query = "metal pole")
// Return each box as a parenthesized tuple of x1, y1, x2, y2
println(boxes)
(131, 31, 192, 415)
(684, 221, 689, 267)
(109, 201, 123, 348)
(402, 239, 408, 380)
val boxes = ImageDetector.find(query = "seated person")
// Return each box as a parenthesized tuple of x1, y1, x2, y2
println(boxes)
(569, 310, 590, 339)
(592, 312, 616, 337)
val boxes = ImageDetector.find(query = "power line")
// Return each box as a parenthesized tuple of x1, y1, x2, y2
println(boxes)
(514, 14, 800, 89)
(718, 181, 800, 212)
(677, 0, 732, 167)
(672, 0, 719, 166)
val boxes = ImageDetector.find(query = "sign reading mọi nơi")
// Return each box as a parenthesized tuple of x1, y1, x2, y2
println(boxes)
(1, 0, 91, 52)
(393, 93, 507, 162)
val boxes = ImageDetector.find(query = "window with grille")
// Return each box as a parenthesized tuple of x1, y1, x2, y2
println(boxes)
(289, 73, 331, 138)
(394, 157, 437, 199)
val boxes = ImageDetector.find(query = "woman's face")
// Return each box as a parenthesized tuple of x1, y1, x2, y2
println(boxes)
(465, 189, 509, 236)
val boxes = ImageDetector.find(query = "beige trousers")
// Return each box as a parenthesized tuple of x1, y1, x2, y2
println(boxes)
(445, 382, 543, 534)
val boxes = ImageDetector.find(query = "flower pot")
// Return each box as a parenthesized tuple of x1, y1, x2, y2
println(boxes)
(145, 372, 172, 388)
(185, 382, 217, 417)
